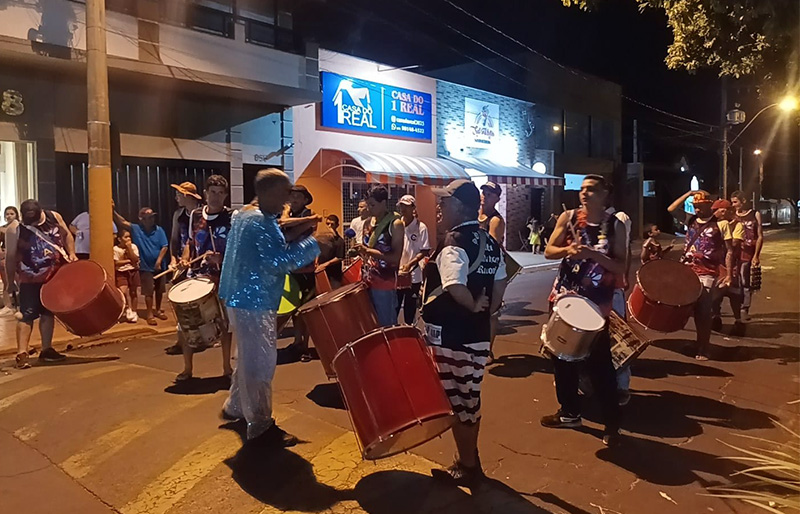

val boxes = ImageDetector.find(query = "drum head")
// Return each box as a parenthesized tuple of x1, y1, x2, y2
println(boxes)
(555, 295, 605, 332)
(40, 260, 107, 313)
(278, 275, 303, 315)
(168, 277, 215, 304)
(638, 259, 702, 306)
(298, 282, 366, 314)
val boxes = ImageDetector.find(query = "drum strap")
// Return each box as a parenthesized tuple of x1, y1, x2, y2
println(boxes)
(24, 224, 69, 260)
(422, 230, 487, 307)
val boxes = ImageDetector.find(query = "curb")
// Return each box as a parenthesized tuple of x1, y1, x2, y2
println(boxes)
(0, 325, 177, 362)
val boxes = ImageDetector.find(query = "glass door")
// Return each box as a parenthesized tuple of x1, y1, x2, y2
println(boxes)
(0, 141, 37, 211)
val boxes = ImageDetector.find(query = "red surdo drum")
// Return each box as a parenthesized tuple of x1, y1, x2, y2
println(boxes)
(296, 282, 379, 378)
(341, 257, 363, 285)
(40, 260, 125, 337)
(333, 325, 455, 460)
(628, 259, 702, 333)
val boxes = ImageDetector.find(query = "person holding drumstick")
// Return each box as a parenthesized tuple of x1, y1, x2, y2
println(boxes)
(540, 175, 626, 447)
(421, 179, 505, 487)
(219, 169, 320, 446)
(396, 195, 430, 325)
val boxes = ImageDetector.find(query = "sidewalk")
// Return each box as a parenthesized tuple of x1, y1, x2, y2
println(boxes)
(0, 301, 177, 357)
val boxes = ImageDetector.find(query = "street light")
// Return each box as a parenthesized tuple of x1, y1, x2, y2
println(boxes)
(552, 124, 561, 132)
(729, 95, 799, 146)
(779, 95, 799, 112)
(753, 149, 762, 156)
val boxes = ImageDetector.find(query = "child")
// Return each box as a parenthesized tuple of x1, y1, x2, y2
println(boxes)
(641, 224, 673, 263)
(114, 229, 140, 323)
(527, 218, 542, 254)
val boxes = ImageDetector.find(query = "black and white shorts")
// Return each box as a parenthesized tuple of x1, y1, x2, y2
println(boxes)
(424, 323, 490, 425)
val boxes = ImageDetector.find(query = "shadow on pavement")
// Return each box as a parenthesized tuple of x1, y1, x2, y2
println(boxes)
(488, 353, 551, 379)
(164, 375, 231, 395)
(503, 301, 546, 318)
(596, 434, 744, 487)
(584, 389, 776, 439)
(631, 357, 734, 379)
(737, 312, 800, 340)
(306, 382, 346, 410)
(653, 338, 799, 364)
(354, 470, 554, 513)
(222, 421, 349, 512)
(33, 355, 120, 366)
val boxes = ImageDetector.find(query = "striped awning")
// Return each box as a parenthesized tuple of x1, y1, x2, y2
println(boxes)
(329, 149, 469, 186)
(443, 156, 564, 186)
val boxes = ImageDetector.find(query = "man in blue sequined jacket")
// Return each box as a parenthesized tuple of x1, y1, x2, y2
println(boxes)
(218, 169, 320, 446)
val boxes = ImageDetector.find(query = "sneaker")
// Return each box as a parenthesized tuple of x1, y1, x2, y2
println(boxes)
(618, 390, 631, 406)
(15, 352, 30, 369)
(248, 424, 299, 448)
(431, 461, 484, 488)
(39, 347, 67, 362)
(740, 310, 752, 323)
(300, 353, 312, 363)
(602, 430, 622, 447)
(146, 317, 157, 326)
(732, 321, 746, 337)
(540, 411, 582, 429)
(164, 343, 182, 355)
(711, 316, 723, 332)
(220, 409, 242, 421)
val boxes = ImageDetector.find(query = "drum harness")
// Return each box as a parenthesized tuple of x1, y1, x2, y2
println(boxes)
(24, 223, 69, 261)
(421, 230, 487, 311)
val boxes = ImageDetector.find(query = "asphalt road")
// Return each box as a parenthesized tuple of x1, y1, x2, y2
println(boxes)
(1, 230, 797, 514)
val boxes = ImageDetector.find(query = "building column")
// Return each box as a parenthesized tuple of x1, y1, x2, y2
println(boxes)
(227, 127, 243, 208)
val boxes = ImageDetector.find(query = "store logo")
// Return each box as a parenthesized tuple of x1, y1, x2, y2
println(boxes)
(1, 90, 24, 116)
(332, 79, 376, 129)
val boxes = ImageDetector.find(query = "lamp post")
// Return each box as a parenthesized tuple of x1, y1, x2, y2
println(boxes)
(753, 149, 764, 207)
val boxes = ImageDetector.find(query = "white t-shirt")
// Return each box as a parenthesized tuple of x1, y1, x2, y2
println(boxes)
(113, 244, 139, 272)
(400, 219, 430, 284)
(71, 212, 117, 254)
(349, 216, 368, 244)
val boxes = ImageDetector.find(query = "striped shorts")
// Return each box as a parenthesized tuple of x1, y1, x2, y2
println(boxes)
(427, 332, 491, 425)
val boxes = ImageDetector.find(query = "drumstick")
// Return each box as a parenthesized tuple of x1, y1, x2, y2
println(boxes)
(562, 203, 579, 243)
(153, 252, 210, 280)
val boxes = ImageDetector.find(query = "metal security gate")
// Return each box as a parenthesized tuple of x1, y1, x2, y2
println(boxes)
(56, 154, 230, 236)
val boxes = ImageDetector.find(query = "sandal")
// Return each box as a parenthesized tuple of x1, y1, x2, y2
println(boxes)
(15, 352, 31, 369)
(155, 310, 169, 321)
(175, 371, 193, 382)
(146, 317, 158, 326)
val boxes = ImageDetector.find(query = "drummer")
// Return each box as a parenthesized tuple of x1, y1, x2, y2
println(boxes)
(541, 175, 626, 447)
(396, 195, 430, 325)
(421, 179, 505, 486)
(176, 174, 234, 381)
(353, 186, 404, 327)
(218, 169, 320, 446)
(4, 200, 77, 368)
(668, 191, 736, 360)
(478, 182, 506, 363)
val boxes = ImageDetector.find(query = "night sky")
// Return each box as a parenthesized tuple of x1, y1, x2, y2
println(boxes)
(295, 0, 799, 200)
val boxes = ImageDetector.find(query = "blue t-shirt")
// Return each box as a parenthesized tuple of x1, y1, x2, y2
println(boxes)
(131, 224, 168, 272)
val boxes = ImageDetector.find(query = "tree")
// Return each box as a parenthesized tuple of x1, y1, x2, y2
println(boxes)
(561, 0, 798, 88)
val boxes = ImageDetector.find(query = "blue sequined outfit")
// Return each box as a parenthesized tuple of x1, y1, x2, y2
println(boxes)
(219, 209, 319, 311)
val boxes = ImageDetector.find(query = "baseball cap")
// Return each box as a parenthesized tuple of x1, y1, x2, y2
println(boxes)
(170, 181, 201, 200)
(692, 191, 712, 204)
(290, 184, 313, 204)
(480, 181, 502, 196)
(432, 179, 481, 211)
(712, 199, 732, 210)
(138, 207, 157, 218)
(398, 195, 416, 206)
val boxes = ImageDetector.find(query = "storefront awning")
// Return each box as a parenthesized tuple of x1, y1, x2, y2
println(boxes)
(442, 156, 564, 186)
(330, 150, 469, 186)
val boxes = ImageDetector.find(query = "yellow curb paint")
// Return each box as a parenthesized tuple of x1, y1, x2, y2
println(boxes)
(14, 423, 39, 442)
(0, 384, 53, 412)
(61, 396, 208, 479)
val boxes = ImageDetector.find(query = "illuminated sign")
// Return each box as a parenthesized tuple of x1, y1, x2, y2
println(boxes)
(320, 72, 431, 141)
(465, 98, 498, 148)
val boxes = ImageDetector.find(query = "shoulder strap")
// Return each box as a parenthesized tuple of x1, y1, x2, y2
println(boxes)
(24, 222, 68, 260)
(423, 230, 487, 306)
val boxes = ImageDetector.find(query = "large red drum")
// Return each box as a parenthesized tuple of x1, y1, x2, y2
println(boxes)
(333, 326, 454, 460)
(628, 259, 702, 333)
(296, 282, 379, 378)
(40, 260, 125, 337)
(342, 257, 363, 285)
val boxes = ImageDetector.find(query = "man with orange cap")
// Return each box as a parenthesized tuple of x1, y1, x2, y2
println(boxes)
(668, 191, 736, 360)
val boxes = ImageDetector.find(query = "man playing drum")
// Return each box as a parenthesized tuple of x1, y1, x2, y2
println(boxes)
(396, 195, 430, 325)
(218, 169, 320, 446)
(421, 179, 505, 486)
(541, 175, 626, 447)
(668, 191, 737, 360)
(4, 200, 77, 368)
(177, 175, 234, 381)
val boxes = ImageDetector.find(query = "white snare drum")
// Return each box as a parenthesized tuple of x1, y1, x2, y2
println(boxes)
(541, 294, 605, 361)
(168, 277, 225, 349)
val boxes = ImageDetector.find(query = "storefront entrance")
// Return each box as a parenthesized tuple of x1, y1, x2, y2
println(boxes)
(0, 141, 36, 211)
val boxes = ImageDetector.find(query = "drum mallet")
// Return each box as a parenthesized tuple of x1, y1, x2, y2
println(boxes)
(153, 252, 210, 280)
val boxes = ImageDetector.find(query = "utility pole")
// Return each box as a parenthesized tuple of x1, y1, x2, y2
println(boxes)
(631, 119, 643, 239)
(86, 0, 114, 277)
(720, 77, 728, 199)
(738, 146, 743, 193)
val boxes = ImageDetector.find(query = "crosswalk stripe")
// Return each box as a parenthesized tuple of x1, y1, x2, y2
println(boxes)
(0, 384, 53, 412)
(61, 396, 209, 479)
(120, 407, 293, 514)
(14, 423, 39, 442)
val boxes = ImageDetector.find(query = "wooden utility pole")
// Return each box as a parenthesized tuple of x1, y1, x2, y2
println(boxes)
(86, 0, 114, 277)
(720, 78, 729, 199)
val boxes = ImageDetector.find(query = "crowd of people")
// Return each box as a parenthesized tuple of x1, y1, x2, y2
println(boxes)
(0, 170, 765, 487)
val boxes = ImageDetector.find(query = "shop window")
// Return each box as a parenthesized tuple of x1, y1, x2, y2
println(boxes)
(0, 141, 37, 214)
(341, 179, 414, 253)
(161, 0, 234, 39)
(591, 117, 615, 160)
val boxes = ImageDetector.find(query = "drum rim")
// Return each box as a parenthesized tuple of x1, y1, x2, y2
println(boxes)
(362, 412, 455, 460)
(635, 260, 702, 307)
(331, 324, 423, 367)
(298, 281, 368, 314)
(626, 297, 690, 333)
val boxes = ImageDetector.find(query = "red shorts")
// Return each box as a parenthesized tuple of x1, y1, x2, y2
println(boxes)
(115, 269, 140, 289)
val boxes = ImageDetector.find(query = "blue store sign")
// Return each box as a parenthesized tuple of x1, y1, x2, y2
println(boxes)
(320, 72, 432, 141)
